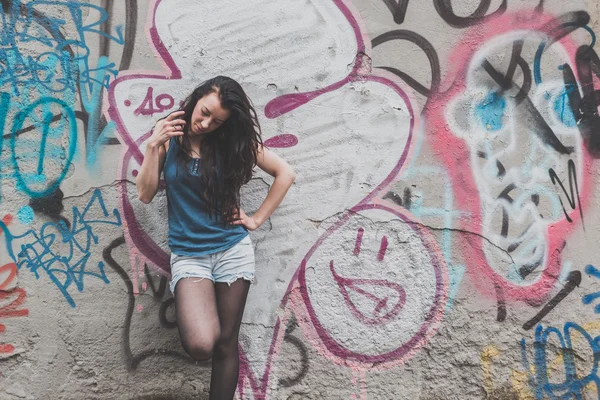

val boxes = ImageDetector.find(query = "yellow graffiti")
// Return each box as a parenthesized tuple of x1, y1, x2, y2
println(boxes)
(481, 344, 533, 399)
(481, 345, 500, 395)
(510, 370, 534, 400)
(482, 322, 600, 399)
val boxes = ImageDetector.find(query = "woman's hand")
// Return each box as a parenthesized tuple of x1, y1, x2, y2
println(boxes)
(137, 111, 185, 204)
(148, 110, 186, 148)
(231, 208, 259, 231)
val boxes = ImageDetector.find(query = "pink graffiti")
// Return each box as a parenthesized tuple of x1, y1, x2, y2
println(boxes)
(353, 227, 365, 256)
(117, 131, 170, 278)
(107, 0, 447, 398)
(425, 12, 595, 304)
(330, 259, 406, 325)
(293, 203, 447, 364)
(134, 86, 175, 116)
(263, 134, 298, 148)
(377, 235, 388, 261)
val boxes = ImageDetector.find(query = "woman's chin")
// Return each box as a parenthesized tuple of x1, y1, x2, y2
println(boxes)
(190, 129, 207, 137)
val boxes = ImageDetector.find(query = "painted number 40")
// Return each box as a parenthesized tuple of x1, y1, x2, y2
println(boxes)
(132, 87, 176, 116)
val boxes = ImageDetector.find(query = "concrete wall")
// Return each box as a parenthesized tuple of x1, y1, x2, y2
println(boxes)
(1, 0, 600, 398)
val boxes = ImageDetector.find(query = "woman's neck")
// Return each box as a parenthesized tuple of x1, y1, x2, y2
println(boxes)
(188, 135, 203, 158)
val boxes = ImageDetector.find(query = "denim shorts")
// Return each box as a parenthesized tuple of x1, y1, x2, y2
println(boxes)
(169, 235, 255, 294)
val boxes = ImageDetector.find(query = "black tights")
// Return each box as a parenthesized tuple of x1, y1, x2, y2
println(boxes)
(175, 278, 250, 400)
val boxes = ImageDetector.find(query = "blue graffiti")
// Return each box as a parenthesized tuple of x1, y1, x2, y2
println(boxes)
(534, 40, 547, 86)
(395, 129, 465, 309)
(521, 322, 600, 399)
(0, 189, 121, 307)
(0, 0, 123, 177)
(0, 91, 9, 201)
(17, 205, 34, 225)
(80, 55, 118, 167)
(554, 86, 578, 128)
(475, 91, 506, 131)
(534, 23, 596, 86)
(0, 0, 123, 96)
(9, 96, 77, 198)
(582, 265, 600, 313)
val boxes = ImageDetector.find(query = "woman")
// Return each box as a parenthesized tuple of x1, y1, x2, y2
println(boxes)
(136, 76, 295, 399)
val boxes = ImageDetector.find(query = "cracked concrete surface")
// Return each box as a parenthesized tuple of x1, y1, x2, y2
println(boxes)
(1, 0, 600, 399)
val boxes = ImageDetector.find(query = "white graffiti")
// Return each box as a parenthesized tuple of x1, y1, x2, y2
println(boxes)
(445, 30, 584, 285)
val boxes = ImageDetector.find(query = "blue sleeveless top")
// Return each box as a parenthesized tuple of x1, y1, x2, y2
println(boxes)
(163, 137, 248, 256)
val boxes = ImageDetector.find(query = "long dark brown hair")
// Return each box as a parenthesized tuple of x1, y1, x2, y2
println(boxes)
(176, 76, 263, 224)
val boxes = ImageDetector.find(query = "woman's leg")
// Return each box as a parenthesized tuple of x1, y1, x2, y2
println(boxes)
(174, 278, 220, 361)
(209, 279, 251, 400)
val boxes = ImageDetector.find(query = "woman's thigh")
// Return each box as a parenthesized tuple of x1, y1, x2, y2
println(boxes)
(212, 236, 255, 344)
(214, 279, 251, 345)
(174, 278, 220, 351)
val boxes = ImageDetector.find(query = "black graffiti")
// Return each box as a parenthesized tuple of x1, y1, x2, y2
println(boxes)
(548, 159, 584, 229)
(563, 46, 600, 158)
(497, 192, 545, 279)
(535, 0, 545, 13)
(531, 11, 600, 158)
(99, 0, 137, 71)
(495, 183, 545, 279)
(481, 38, 572, 155)
(380, 0, 508, 28)
(383, 187, 412, 209)
(278, 317, 309, 388)
(381, 0, 411, 24)
(524, 96, 573, 155)
(519, 258, 544, 280)
(95, 0, 138, 144)
(496, 160, 506, 178)
(120, 0, 138, 71)
(433, 0, 507, 28)
(482, 152, 507, 176)
(522, 270, 582, 330)
(142, 263, 177, 329)
(497, 183, 516, 239)
(372, 30, 441, 99)
(495, 283, 507, 322)
(143, 263, 168, 297)
(102, 236, 193, 370)
(373, 8, 593, 160)
(89, 0, 137, 148)
(540, 11, 590, 45)
(159, 298, 177, 329)
(3, 108, 121, 145)
(28, 183, 65, 222)
(482, 40, 531, 104)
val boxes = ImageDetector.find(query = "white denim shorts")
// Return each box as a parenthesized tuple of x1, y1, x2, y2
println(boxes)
(169, 234, 255, 294)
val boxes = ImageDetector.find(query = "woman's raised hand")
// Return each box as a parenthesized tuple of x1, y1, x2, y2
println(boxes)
(148, 110, 186, 148)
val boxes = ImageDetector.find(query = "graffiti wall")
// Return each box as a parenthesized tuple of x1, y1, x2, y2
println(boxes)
(1, 0, 600, 398)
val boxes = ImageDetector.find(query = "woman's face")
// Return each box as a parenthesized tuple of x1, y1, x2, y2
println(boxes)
(189, 91, 231, 136)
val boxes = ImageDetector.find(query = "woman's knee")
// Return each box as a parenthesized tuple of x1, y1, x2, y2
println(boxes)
(214, 332, 239, 356)
(182, 336, 219, 361)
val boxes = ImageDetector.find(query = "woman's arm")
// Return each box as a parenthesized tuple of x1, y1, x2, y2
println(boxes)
(136, 141, 167, 204)
(233, 146, 295, 230)
(136, 111, 186, 203)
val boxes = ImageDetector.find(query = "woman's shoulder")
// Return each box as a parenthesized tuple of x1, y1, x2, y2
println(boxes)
(164, 136, 181, 154)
